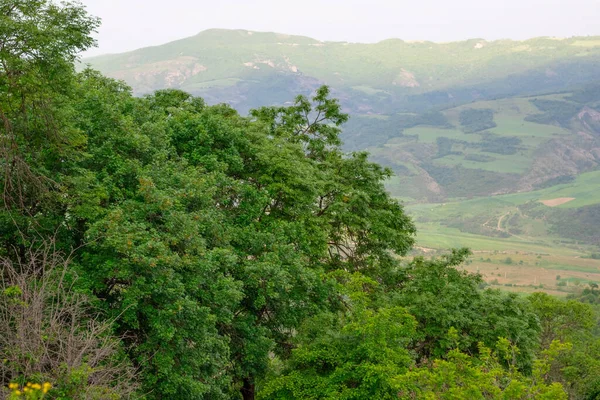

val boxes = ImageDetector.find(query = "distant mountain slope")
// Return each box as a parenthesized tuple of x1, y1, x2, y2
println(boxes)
(369, 87, 600, 201)
(85, 30, 600, 114)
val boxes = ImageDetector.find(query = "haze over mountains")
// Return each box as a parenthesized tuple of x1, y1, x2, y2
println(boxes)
(85, 29, 600, 249)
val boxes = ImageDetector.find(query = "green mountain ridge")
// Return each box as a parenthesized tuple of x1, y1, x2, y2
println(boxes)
(84, 29, 600, 111)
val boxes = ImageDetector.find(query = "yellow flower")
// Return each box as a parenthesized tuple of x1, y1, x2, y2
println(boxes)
(8, 383, 19, 390)
(23, 387, 29, 393)
(42, 382, 52, 393)
(31, 383, 42, 390)
(14, 390, 22, 396)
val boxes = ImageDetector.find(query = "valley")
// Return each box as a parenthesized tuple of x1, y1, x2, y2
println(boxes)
(406, 170, 600, 293)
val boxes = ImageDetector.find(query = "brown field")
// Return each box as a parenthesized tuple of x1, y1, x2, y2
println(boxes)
(540, 197, 575, 207)
(453, 250, 600, 296)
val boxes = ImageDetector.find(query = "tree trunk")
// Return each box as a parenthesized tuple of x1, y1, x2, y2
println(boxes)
(241, 377, 255, 400)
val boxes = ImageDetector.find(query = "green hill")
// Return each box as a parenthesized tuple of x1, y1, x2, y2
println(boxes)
(369, 88, 600, 202)
(85, 29, 600, 114)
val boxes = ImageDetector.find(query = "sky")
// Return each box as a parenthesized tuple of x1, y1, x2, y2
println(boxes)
(80, 0, 600, 57)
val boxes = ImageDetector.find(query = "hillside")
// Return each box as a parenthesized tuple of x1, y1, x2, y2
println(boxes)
(405, 170, 600, 294)
(370, 87, 600, 202)
(85, 29, 600, 115)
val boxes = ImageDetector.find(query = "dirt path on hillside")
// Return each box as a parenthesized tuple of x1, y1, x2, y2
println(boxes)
(481, 209, 527, 241)
(497, 211, 510, 231)
(496, 210, 528, 240)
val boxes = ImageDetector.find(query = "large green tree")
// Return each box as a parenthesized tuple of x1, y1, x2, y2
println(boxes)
(60, 76, 417, 398)
(0, 0, 98, 212)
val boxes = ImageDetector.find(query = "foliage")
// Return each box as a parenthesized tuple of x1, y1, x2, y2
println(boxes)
(529, 292, 600, 399)
(459, 108, 497, 133)
(2, 35, 416, 398)
(0, 0, 99, 211)
(258, 274, 417, 400)
(389, 250, 540, 372)
(396, 339, 570, 400)
(477, 133, 522, 155)
(525, 99, 581, 128)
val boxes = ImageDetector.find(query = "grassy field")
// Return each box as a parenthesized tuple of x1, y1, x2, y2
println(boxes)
(432, 95, 572, 174)
(377, 91, 588, 202)
(403, 126, 481, 143)
(410, 223, 600, 296)
(405, 170, 600, 295)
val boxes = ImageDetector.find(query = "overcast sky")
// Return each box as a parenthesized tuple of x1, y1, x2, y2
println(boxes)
(80, 0, 600, 57)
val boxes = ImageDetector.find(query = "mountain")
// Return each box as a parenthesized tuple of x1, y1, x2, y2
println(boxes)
(84, 29, 600, 114)
(85, 30, 600, 250)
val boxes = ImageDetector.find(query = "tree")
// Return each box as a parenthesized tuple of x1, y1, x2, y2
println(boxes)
(0, 0, 99, 213)
(529, 292, 600, 399)
(166, 86, 416, 399)
(389, 249, 540, 372)
(258, 274, 417, 400)
(396, 339, 570, 399)
(68, 75, 241, 398)
(63, 76, 418, 399)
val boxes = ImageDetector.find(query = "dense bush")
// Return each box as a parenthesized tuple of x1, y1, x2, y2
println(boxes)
(525, 99, 581, 128)
(478, 132, 522, 155)
(459, 108, 497, 133)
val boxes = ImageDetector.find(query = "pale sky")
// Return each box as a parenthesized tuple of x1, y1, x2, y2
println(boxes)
(80, 0, 600, 57)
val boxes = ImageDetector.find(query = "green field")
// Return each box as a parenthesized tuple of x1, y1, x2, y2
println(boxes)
(405, 170, 600, 294)
(404, 126, 481, 143)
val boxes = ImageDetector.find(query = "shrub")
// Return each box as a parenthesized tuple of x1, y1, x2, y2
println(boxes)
(0, 243, 138, 399)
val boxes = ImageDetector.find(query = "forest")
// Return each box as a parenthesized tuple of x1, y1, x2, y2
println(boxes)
(1, 1, 600, 399)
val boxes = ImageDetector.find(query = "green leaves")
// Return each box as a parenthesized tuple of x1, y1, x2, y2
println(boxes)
(390, 249, 540, 371)
(259, 275, 417, 400)
(396, 339, 569, 400)
(57, 76, 418, 398)
(0, 0, 100, 210)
